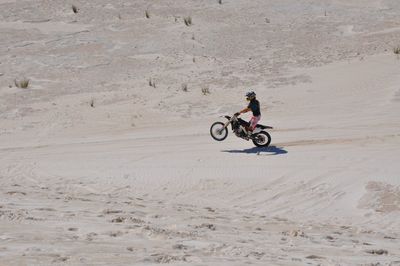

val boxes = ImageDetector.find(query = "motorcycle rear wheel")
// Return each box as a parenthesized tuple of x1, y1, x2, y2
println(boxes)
(252, 131, 271, 147)
(210, 122, 228, 141)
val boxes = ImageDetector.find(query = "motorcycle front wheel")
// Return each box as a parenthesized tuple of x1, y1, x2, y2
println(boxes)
(252, 131, 271, 147)
(210, 122, 228, 141)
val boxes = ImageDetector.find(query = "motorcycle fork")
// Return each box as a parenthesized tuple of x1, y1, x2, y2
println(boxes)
(223, 120, 231, 129)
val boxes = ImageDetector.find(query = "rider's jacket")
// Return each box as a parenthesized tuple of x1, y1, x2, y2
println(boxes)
(248, 99, 261, 116)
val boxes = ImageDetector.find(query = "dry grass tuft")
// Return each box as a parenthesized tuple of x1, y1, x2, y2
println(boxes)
(201, 87, 210, 95)
(181, 83, 188, 92)
(14, 77, 30, 89)
(72, 5, 78, 14)
(149, 78, 156, 88)
(184, 16, 192, 26)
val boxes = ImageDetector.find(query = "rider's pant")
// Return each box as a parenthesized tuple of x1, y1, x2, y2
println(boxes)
(249, 115, 261, 130)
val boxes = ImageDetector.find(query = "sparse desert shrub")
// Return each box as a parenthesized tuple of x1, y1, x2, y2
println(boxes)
(90, 98, 95, 108)
(265, 18, 270, 23)
(393, 46, 400, 55)
(181, 83, 188, 92)
(218, 0, 222, 4)
(192, 57, 196, 63)
(201, 87, 210, 95)
(145, 10, 150, 19)
(148, 78, 156, 88)
(184, 16, 192, 26)
(14, 77, 30, 89)
(72, 5, 78, 14)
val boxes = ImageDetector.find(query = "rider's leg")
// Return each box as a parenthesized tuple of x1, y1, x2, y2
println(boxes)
(244, 125, 252, 133)
(248, 116, 261, 134)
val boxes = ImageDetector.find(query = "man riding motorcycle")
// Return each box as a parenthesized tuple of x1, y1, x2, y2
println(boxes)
(235, 91, 261, 136)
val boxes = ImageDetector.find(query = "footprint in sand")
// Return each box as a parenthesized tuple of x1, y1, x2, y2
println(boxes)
(195, 223, 216, 231)
(306, 255, 325, 260)
(52, 256, 69, 263)
(173, 244, 189, 250)
(325, 235, 335, 241)
(205, 207, 216, 213)
(36, 207, 56, 211)
(246, 251, 266, 260)
(25, 216, 45, 221)
(107, 231, 125, 237)
(86, 232, 98, 241)
(1, 209, 27, 221)
(24, 247, 42, 252)
(384, 236, 396, 240)
(111, 217, 125, 223)
(6, 191, 26, 196)
(146, 254, 188, 263)
(366, 249, 388, 255)
(282, 229, 306, 238)
(103, 209, 123, 215)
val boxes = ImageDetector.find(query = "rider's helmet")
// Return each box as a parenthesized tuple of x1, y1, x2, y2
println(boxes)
(246, 91, 256, 101)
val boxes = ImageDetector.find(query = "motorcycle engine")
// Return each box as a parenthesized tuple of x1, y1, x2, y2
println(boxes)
(234, 127, 247, 138)
(234, 131, 242, 138)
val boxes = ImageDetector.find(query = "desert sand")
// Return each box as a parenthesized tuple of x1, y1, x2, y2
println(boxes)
(1, 0, 400, 265)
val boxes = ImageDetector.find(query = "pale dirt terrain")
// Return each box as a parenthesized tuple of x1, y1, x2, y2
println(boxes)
(1, 0, 400, 265)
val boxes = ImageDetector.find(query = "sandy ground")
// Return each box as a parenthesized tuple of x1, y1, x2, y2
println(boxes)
(1, 0, 400, 265)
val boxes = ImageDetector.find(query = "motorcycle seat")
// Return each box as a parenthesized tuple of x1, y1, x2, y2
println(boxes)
(231, 117, 273, 129)
(256, 124, 273, 129)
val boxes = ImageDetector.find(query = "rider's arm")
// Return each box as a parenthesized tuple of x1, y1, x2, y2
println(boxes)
(239, 107, 250, 114)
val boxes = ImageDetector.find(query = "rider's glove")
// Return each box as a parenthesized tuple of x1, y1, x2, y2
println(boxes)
(234, 112, 240, 116)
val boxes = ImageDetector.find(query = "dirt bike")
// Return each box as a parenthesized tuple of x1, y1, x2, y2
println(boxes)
(210, 115, 272, 147)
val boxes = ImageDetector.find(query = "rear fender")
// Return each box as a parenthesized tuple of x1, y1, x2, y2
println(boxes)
(253, 127, 262, 134)
(258, 125, 273, 129)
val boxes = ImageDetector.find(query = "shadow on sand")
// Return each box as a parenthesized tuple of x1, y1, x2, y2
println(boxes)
(222, 146, 288, 156)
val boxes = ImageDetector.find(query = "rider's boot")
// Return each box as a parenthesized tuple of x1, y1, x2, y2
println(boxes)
(244, 126, 253, 138)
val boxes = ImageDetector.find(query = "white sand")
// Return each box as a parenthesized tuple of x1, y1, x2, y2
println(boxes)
(1, 0, 400, 265)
